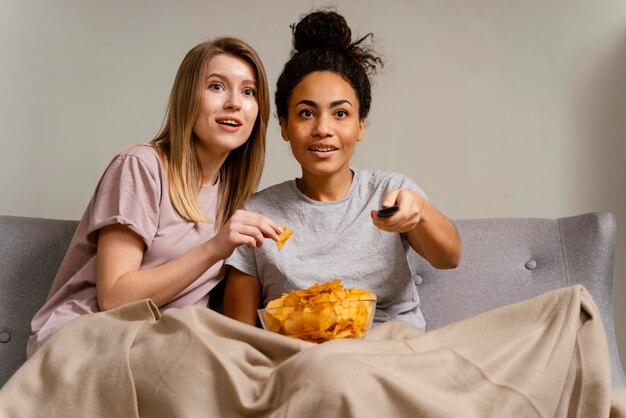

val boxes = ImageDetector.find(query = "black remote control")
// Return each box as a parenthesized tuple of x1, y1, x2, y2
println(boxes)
(377, 205, 399, 218)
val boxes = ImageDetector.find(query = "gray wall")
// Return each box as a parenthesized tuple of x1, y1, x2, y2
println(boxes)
(2, 1, 625, 368)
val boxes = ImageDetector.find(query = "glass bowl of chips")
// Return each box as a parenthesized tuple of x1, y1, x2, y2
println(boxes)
(257, 279, 377, 343)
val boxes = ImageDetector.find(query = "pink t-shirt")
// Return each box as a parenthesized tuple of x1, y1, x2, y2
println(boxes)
(27, 144, 224, 356)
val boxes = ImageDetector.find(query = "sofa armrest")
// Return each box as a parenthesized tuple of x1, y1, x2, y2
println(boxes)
(0, 215, 78, 387)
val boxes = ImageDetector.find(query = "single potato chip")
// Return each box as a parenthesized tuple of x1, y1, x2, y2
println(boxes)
(276, 226, 294, 250)
(259, 279, 377, 343)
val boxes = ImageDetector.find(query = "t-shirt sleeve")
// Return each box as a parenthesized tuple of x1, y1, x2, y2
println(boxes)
(225, 244, 259, 278)
(86, 154, 161, 248)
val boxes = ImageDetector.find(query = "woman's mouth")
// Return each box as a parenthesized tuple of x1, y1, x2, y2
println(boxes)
(308, 146, 338, 152)
(216, 118, 242, 127)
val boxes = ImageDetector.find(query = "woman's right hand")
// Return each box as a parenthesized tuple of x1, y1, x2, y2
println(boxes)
(210, 209, 283, 260)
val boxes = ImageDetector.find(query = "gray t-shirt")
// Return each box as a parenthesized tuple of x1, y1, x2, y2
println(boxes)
(226, 169, 427, 329)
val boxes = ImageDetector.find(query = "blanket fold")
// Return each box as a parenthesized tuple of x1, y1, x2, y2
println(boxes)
(1, 285, 625, 418)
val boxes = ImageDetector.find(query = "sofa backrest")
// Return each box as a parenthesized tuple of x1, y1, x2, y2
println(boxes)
(1, 212, 624, 388)
(413, 211, 625, 387)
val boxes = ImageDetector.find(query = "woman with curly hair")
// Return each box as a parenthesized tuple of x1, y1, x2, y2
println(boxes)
(224, 10, 461, 328)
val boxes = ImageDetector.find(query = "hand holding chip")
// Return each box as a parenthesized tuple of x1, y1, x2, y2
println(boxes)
(276, 226, 294, 250)
(211, 209, 283, 259)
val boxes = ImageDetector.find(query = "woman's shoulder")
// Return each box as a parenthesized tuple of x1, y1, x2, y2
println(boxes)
(117, 144, 160, 164)
(246, 180, 295, 208)
(355, 169, 412, 184)
(98, 144, 164, 187)
(110, 144, 163, 173)
(355, 169, 426, 197)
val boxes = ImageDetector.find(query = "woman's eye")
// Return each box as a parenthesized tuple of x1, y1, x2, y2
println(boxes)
(299, 109, 314, 118)
(208, 83, 223, 91)
(242, 88, 256, 97)
(336, 110, 348, 118)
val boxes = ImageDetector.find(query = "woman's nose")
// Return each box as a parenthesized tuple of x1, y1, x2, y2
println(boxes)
(312, 114, 331, 137)
(224, 92, 241, 110)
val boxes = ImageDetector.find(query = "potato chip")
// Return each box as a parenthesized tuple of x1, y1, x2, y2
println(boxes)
(258, 279, 377, 343)
(276, 226, 294, 250)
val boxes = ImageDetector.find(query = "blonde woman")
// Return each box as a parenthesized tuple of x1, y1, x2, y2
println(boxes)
(27, 37, 281, 357)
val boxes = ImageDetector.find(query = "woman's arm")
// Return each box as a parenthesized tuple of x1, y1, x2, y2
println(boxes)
(223, 267, 261, 326)
(373, 189, 461, 269)
(96, 210, 280, 311)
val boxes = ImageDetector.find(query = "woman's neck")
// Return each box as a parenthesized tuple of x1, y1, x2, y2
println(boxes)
(297, 169, 354, 202)
(194, 142, 228, 187)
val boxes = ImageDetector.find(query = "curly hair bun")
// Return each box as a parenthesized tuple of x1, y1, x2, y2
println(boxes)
(275, 9, 383, 121)
(293, 10, 352, 52)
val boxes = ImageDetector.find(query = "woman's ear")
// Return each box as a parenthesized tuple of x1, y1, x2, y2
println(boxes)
(357, 119, 365, 142)
(279, 118, 289, 142)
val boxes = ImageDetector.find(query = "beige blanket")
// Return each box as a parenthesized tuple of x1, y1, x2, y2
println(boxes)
(2, 285, 626, 417)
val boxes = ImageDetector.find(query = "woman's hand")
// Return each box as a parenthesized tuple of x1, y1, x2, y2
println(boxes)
(371, 188, 462, 269)
(96, 210, 281, 311)
(371, 188, 425, 233)
(210, 209, 283, 260)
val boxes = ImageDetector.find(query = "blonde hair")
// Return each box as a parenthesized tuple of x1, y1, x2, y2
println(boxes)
(150, 37, 269, 226)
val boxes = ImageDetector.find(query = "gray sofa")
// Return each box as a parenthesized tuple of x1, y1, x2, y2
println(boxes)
(1, 212, 625, 389)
